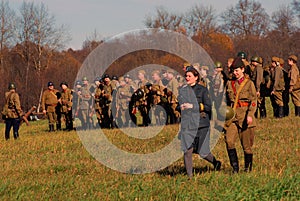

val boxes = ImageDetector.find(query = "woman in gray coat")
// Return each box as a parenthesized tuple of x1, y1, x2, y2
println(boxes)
(178, 67, 221, 178)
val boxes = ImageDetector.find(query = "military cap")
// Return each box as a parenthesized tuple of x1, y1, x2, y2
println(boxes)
(138, 70, 146, 75)
(271, 57, 280, 63)
(237, 51, 247, 59)
(201, 66, 209, 71)
(288, 55, 297, 63)
(48, 81, 54, 87)
(82, 76, 88, 81)
(124, 74, 130, 78)
(193, 63, 200, 68)
(231, 57, 245, 69)
(102, 74, 110, 79)
(214, 61, 222, 68)
(112, 75, 118, 80)
(94, 77, 101, 82)
(8, 82, 16, 90)
(75, 80, 82, 86)
(186, 66, 198, 73)
(60, 81, 68, 87)
(251, 56, 259, 62)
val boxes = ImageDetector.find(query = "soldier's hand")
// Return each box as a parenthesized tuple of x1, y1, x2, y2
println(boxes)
(43, 110, 47, 115)
(247, 116, 253, 125)
(256, 91, 260, 97)
(289, 88, 293, 93)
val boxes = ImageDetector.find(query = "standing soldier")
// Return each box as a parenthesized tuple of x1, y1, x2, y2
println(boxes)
(237, 51, 251, 77)
(223, 58, 234, 84)
(225, 57, 257, 173)
(42, 82, 60, 132)
(280, 58, 290, 117)
(212, 61, 225, 119)
(250, 56, 265, 118)
(115, 76, 132, 127)
(270, 57, 285, 118)
(72, 80, 82, 130)
(94, 77, 106, 128)
(60, 82, 73, 131)
(78, 77, 93, 130)
(288, 55, 300, 116)
(102, 74, 114, 128)
(2, 83, 23, 140)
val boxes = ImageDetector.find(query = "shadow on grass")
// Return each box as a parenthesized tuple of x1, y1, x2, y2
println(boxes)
(158, 165, 216, 177)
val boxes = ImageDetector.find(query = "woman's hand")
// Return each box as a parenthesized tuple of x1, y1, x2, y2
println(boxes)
(180, 103, 193, 110)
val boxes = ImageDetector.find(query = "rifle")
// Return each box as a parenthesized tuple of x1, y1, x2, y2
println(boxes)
(20, 106, 37, 126)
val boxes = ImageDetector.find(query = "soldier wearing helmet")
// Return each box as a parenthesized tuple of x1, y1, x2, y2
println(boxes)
(212, 61, 225, 119)
(288, 55, 300, 116)
(250, 56, 266, 118)
(59, 82, 73, 131)
(270, 57, 285, 118)
(2, 83, 23, 140)
(237, 51, 251, 77)
(225, 57, 257, 173)
(41, 81, 60, 132)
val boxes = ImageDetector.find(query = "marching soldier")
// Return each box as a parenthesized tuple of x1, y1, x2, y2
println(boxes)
(288, 55, 300, 116)
(2, 83, 23, 140)
(270, 57, 285, 118)
(225, 57, 257, 173)
(102, 74, 114, 128)
(60, 82, 73, 131)
(42, 81, 60, 132)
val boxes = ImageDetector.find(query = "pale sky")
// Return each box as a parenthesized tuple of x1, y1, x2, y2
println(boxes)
(10, 0, 294, 50)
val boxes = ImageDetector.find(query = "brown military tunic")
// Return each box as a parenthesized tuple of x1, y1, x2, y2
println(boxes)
(225, 77, 257, 154)
(289, 63, 300, 106)
(61, 88, 73, 113)
(42, 89, 59, 125)
(116, 84, 131, 125)
(4, 91, 22, 119)
(271, 66, 285, 106)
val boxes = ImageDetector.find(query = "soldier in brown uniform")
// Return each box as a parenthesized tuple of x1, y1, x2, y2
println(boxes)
(270, 57, 285, 118)
(60, 82, 73, 131)
(288, 55, 300, 116)
(115, 77, 132, 127)
(102, 74, 114, 128)
(225, 57, 257, 173)
(250, 56, 265, 118)
(166, 69, 180, 124)
(2, 83, 23, 140)
(42, 81, 60, 132)
(78, 77, 93, 130)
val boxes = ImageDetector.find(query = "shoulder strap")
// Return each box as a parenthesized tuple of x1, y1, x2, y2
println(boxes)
(232, 78, 249, 111)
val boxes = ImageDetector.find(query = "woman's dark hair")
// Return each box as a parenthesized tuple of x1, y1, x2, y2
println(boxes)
(185, 66, 200, 82)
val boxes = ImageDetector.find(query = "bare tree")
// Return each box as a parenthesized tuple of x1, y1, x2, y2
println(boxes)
(184, 4, 217, 37)
(144, 7, 184, 32)
(15, 1, 70, 109)
(292, 0, 300, 22)
(272, 5, 297, 36)
(82, 29, 103, 51)
(0, 0, 16, 66)
(220, 0, 269, 38)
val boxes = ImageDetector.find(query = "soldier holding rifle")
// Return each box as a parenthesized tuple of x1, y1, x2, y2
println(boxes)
(225, 57, 257, 173)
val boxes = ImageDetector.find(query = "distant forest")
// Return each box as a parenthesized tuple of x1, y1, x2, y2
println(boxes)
(0, 0, 299, 111)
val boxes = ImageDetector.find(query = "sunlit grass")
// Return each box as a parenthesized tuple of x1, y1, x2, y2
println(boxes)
(0, 98, 299, 200)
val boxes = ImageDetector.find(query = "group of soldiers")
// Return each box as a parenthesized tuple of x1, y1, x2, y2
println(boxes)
(39, 51, 299, 132)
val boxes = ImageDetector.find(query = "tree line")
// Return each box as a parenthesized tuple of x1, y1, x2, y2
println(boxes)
(0, 0, 299, 111)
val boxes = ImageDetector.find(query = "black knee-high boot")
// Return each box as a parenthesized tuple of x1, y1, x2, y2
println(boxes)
(244, 153, 253, 172)
(227, 149, 239, 173)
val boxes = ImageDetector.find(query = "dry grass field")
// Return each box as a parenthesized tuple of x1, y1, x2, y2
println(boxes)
(0, 101, 299, 200)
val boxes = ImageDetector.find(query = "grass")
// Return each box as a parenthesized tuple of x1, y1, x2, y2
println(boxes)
(0, 99, 299, 200)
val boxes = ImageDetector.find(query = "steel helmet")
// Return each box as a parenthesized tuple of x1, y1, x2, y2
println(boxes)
(214, 61, 222, 68)
(237, 51, 247, 59)
(8, 82, 16, 90)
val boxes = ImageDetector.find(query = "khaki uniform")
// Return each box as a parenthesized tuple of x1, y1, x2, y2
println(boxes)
(60, 88, 73, 130)
(115, 84, 131, 127)
(270, 65, 285, 112)
(289, 63, 300, 106)
(225, 77, 257, 154)
(42, 89, 59, 126)
(78, 84, 92, 129)
(3, 91, 23, 140)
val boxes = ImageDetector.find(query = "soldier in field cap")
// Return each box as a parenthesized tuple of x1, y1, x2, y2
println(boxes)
(42, 81, 60, 132)
(288, 55, 300, 116)
(224, 57, 257, 173)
